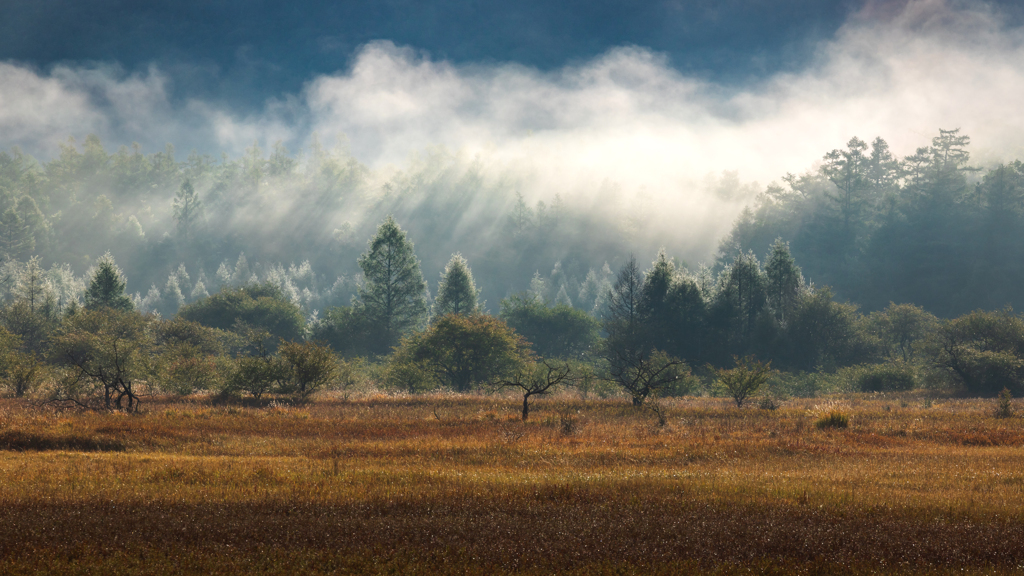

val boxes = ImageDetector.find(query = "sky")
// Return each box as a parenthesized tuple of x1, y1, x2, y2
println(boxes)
(3, 0, 1024, 210)
(1, 0, 864, 108)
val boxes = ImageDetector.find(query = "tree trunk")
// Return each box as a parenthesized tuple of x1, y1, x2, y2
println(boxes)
(522, 395, 530, 421)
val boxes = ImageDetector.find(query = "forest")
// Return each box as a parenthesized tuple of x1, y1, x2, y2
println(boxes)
(0, 127, 1019, 407)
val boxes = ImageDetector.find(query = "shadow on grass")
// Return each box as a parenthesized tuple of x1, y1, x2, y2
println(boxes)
(0, 429, 125, 452)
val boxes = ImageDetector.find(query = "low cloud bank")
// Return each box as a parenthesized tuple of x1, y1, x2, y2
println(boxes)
(2, 0, 1024, 257)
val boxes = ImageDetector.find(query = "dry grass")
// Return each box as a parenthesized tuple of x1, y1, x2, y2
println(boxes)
(1, 393, 1023, 574)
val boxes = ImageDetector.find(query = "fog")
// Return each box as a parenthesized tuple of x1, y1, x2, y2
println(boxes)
(1, 0, 1023, 311)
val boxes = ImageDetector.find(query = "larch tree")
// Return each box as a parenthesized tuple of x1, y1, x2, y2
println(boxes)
(357, 216, 428, 354)
(433, 253, 479, 317)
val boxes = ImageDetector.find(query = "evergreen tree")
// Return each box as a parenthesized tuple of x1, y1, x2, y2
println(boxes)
(764, 239, 803, 325)
(708, 251, 766, 361)
(434, 253, 479, 317)
(356, 216, 428, 353)
(173, 179, 203, 240)
(84, 253, 134, 312)
(822, 136, 869, 232)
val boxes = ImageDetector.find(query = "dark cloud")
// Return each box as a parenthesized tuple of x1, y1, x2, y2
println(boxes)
(1, 0, 867, 108)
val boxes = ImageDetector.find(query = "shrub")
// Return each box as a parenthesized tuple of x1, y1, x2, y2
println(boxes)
(49, 308, 154, 412)
(995, 387, 1015, 418)
(159, 344, 227, 395)
(279, 340, 339, 399)
(715, 356, 772, 408)
(389, 314, 531, 393)
(177, 283, 304, 347)
(855, 362, 917, 392)
(766, 371, 819, 398)
(935, 309, 1024, 396)
(499, 294, 600, 359)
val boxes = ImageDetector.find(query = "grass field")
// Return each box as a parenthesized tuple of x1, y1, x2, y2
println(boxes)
(1, 392, 1023, 574)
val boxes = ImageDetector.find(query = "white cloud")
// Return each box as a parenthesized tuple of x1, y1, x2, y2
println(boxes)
(2, 0, 1024, 256)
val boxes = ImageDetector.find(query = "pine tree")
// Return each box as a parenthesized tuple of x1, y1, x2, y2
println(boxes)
(434, 253, 479, 317)
(357, 216, 428, 353)
(84, 253, 134, 312)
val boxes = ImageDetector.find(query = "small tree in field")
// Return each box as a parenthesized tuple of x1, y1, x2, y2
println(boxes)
(227, 324, 287, 400)
(280, 340, 338, 399)
(497, 360, 572, 421)
(605, 347, 687, 407)
(50, 308, 153, 412)
(716, 355, 772, 408)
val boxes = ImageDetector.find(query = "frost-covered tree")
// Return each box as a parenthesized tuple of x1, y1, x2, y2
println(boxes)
(434, 253, 479, 317)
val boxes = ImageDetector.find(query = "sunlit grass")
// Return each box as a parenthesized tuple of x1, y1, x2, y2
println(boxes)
(1, 393, 1023, 573)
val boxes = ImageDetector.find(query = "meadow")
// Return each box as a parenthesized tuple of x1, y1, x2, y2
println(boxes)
(1, 392, 1023, 575)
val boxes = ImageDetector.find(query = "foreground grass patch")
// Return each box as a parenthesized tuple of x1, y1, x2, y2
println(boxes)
(0, 394, 1022, 574)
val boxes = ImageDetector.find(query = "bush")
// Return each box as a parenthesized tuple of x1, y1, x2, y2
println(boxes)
(388, 314, 531, 393)
(158, 344, 228, 395)
(563, 360, 620, 400)
(499, 294, 600, 359)
(309, 305, 377, 358)
(279, 340, 339, 399)
(855, 362, 917, 392)
(715, 356, 772, 408)
(177, 283, 304, 347)
(995, 387, 1015, 418)
(936, 309, 1024, 396)
(766, 371, 820, 398)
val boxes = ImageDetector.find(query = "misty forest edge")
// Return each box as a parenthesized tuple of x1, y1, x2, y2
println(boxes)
(0, 127, 1022, 407)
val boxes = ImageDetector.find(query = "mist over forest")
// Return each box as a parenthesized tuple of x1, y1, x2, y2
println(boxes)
(3, 1, 1024, 322)
(0, 122, 1017, 322)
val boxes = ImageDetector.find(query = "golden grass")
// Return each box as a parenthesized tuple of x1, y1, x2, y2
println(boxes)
(1, 393, 1023, 574)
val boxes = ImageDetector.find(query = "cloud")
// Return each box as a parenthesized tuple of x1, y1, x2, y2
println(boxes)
(306, 0, 1024, 186)
(2, 0, 1024, 256)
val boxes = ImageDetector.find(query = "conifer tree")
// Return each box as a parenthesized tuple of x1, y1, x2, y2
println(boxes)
(434, 253, 479, 317)
(84, 253, 134, 312)
(356, 216, 427, 353)
(13, 256, 49, 313)
(764, 239, 803, 324)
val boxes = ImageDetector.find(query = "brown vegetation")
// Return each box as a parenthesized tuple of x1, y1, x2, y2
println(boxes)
(0, 393, 1023, 574)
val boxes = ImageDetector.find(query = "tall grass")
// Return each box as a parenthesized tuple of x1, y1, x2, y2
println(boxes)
(0, 393, 1022, 574)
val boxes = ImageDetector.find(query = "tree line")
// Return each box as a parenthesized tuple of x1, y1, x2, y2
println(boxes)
(0, 212, 1022, 415)
(718, 129, 1024, 316)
